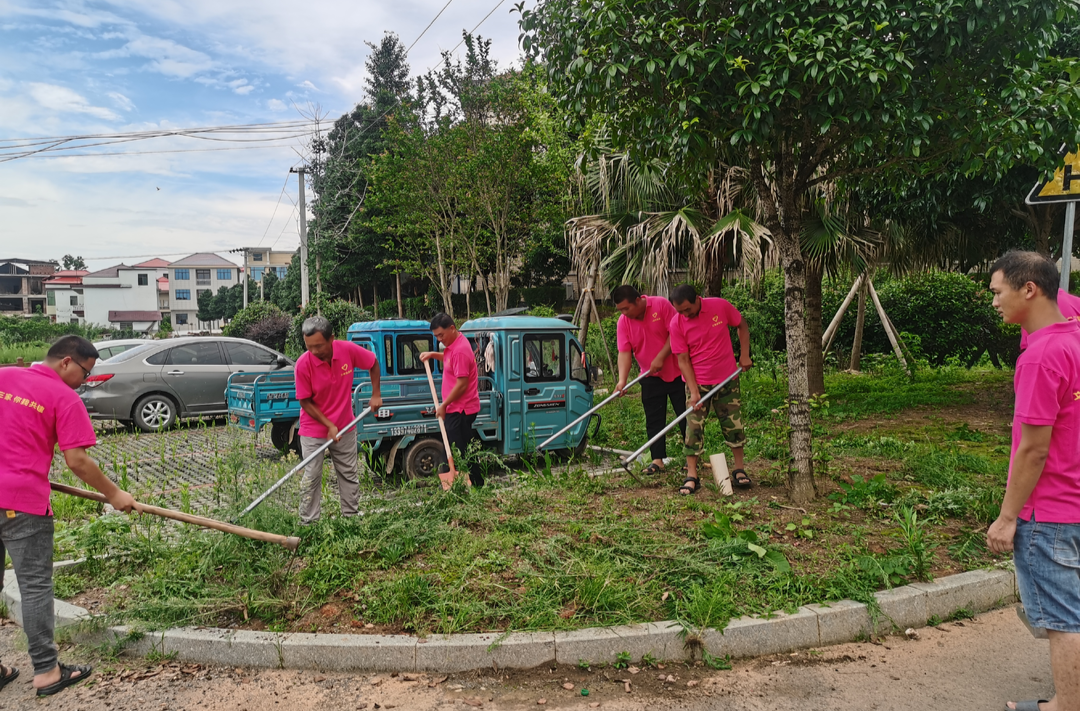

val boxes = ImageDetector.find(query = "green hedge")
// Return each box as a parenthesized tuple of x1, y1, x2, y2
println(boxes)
(0, 315, 106, 345)
(285, 297, 373, 357)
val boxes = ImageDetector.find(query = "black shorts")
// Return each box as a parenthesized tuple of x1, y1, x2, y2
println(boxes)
(444, 411, 482, 486)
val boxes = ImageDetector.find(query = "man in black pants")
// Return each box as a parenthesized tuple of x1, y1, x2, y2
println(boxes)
(613, 285, 686, 475)
(420, 314, 483, 486)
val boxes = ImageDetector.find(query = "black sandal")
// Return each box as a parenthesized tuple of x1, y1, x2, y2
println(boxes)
(679, 476, 700, 495)
(0, 664, 19, 691)
(642, 463, 662, 476)
(35, 664, 92, 697)
(731, 469, 753, 488)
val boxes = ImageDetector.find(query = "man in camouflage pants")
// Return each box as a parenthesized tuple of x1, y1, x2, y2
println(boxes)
(669, 285, 753, 495)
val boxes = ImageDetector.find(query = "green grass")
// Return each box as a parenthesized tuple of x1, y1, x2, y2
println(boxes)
(0, 342, 48, 364)
(51, 362, 1014, 638)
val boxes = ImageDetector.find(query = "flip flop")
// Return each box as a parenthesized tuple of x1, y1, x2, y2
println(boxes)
(1007, 702, 1049, 711)
(679, 476, 700, 495)
(642, 463, 662, 476)
(0, 665, 19, 691)
(731, 468, 753, 488)
(35, 664, 92, 697)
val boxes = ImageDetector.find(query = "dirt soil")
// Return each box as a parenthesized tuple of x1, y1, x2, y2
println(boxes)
(0, 606, 1055, 710)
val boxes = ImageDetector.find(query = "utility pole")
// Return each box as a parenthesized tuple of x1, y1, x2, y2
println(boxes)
(242, 247, 249, 309)
(290, 166, 310, 307)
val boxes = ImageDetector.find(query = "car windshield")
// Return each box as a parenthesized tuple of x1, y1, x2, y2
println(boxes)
(106, 344, 154, 363)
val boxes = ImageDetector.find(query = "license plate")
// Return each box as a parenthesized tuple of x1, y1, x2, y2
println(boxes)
(265, 392, 289, 401)
(390, 424, 428, 436)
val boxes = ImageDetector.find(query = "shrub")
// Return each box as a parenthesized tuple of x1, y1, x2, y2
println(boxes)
(286, 296, 372, 356)
(245, 314, 292, 352)
(0, 315, 105, 345)
(222, 302, 287, 339)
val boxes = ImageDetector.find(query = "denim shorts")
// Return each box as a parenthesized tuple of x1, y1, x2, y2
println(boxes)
(1014, 516, 1080, 634)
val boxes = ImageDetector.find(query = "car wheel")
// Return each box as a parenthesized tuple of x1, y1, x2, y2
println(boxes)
(133, 394, 177, 432)
(403, 438, 447, 480)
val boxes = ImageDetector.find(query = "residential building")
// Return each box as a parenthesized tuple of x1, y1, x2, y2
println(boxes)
(81, 258, 171, 333)
(0, 259, 56, 316)
(244, 248, 293, 284)
(168, 253, 239, 333)
(44, 270, 89, 324)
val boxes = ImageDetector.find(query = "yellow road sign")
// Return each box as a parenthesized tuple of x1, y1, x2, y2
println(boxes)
(1027, 148, 1080, 204)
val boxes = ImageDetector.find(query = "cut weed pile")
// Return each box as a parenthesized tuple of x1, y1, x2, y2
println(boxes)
(48, 363, 1014, 638)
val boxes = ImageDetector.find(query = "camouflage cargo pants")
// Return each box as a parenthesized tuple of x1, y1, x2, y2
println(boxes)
(683, 379, 745, 458)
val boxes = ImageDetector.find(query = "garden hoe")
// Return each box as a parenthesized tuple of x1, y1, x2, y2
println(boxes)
(422, 358, 469, 490)
(621, 368, 743, 479)
(536, 369, 651, 451)
(51, 482, 302, 552)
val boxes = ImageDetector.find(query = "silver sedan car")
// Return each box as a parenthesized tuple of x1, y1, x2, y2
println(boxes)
(81, 336, 292, 431)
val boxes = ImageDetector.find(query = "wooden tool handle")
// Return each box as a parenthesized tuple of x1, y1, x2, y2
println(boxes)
(422, 358, 460, 490)
(50, 482, 301, 552)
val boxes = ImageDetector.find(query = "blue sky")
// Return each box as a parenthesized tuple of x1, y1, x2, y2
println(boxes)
(0, 0, 523, 270)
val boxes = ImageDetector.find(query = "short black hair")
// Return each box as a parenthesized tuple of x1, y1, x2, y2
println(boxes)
(989, 250, 1059, 302)
(301, 315, 333, 339)
(430, 313, 455, 330)
(47, 335, 98, 361)
(670, 284, 698, 306)
(610, 285, 642, 305)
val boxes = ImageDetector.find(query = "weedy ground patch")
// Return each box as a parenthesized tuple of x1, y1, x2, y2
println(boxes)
(39, 363, 1014, 637)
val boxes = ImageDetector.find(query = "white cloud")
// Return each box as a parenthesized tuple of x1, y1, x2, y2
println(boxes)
(266, 98, 286, 112)
(107, 90, 134, 111)
(27, 82, 118, 120)
(297, 80, 319, 92)
(98, 34, 214, 78)
(233, 84, 254, 95)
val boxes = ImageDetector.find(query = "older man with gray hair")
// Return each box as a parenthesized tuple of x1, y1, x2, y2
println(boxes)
(294, 316, 382, 524)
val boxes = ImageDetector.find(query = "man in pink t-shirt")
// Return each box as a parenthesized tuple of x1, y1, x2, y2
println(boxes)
(1020, 288, 1080, 350)
(612, 285, 686, 475)
(669, 285, 753, 495)
(295, 316, 382, 524)
(420, 313, 482, 486)
(985, 251, 1080, 711)
(0, 336, 136, 697)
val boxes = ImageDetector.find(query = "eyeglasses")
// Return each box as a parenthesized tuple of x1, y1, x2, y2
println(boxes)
(71, 359, 92, 380)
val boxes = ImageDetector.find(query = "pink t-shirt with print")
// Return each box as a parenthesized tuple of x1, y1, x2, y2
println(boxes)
(295, 339, 377, 438)
(1010, 320, 1080, 523)
(442, 334, 480, 415)
(0, 364, 97, 516)
(616, 296, 682, 382)
(1020, 289, 1080, 350)
(669, 297, 743, 385)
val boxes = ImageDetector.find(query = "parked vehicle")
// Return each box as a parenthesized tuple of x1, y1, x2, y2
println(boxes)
(227, 317, 596, 479)
(92, 338, 153, 361)
(81, 336, 292, 431)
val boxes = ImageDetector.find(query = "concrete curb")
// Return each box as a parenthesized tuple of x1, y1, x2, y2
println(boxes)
(1, 563, 1017, 673)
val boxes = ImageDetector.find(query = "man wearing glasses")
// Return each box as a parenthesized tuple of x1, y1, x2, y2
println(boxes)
(0, 336, 137, 698)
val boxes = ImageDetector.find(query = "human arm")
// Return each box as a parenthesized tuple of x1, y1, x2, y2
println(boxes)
(616, 350, 633, 395)
(736, 320, 752, 370)
(62, 448, 138, 512)
(677, 352, 701, 409)
(987, 423, 1053, 553)
(299, 398, 339, 441)
(419, 351, 445, 363)
(366, 365, 382, 412)
(437, 378, 469, 419)
(650, 339, 672, 374)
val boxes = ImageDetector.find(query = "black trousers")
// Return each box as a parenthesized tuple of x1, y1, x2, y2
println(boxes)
(444, 411, 482, 486)
(640, 376, 687, 462)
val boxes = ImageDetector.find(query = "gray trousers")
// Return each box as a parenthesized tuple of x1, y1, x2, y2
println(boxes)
(0, 510, 58, 675)
(298, 436, 360, 524)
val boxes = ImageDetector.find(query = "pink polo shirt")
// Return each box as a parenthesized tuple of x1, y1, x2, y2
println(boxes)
(0, 364, 97, 516)
(616, 296, 682, 382)
(295, 340, 377, 438)
(442, 334, 480, 415)
(669, 297, 743, 385)
(1020, 289, 1080, 350)
(1010, 320, 1080, 523)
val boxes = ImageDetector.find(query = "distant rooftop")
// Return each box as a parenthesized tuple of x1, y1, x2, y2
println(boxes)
(170, 253, 236, 267)
(133, 258, 172, 269)
(83, 264, 129, 279)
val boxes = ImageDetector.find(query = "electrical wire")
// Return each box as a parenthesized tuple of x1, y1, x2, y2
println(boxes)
(406, 0, 457, 55)
(256, 175, 294, 249)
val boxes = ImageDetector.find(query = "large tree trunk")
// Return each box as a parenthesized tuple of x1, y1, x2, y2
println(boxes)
(805, 261, 825, 396)
(777, 235, 817, 504)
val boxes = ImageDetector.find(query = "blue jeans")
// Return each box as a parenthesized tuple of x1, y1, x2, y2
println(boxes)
(1015, 515, 1080, 634)
(0, 510, 58, 674)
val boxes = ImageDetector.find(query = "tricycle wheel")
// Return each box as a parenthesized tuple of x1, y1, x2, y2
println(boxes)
(270, 420, 300, 455)
(403, 438, 447, 480)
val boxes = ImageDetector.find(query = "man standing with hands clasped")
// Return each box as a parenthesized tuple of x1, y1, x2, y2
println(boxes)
(986, 251, 1080, 711)
(668, 285, 753, 495)
(420, 313, 482, 486)
(612, 284, 686, 476)
(1, 336, 138, 697)
(295, 316, 382, 524)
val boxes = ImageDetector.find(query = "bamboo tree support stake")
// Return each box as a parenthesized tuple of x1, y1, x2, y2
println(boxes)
(849, 279, 868, 372)
(822, 273, 865, 353)
(589, 295, 617, 381)
(867, 279, 910, 375)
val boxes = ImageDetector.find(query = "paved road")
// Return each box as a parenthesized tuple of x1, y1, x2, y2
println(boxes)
(0, 606, 1054, 710)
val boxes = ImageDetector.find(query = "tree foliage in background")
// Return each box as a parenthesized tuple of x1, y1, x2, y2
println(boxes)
(223, 301, 292, 352)
(60, 254, 86, 271)
(521, 0, 1080, 502)
(285, 294, 372, 356)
